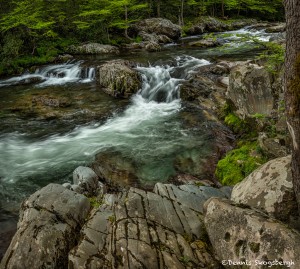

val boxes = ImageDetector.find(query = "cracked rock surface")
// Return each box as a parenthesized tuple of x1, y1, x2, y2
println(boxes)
(69, 183, 229, 269)
(1, 182, 229, 269)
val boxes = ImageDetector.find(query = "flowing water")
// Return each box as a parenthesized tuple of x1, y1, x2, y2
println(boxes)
(0, 27, 279, 213)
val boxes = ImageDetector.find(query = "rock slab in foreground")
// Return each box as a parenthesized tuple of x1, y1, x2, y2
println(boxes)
(69, 183, 229, 268)
(204, 197, 300, 269)
(1, 184, 91, 269)
(231, 155, 297, 221)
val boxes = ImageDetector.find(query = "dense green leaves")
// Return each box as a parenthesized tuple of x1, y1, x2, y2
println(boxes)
(0, 0, 284, 76)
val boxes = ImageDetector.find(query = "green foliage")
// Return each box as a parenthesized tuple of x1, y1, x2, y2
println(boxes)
(216, 141, 267, 185)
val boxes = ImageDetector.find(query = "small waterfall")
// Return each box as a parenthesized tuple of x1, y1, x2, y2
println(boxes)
(0, 61, 96, 87)
(137, 55, 210, 102)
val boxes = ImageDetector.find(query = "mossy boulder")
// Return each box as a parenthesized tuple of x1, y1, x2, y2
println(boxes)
(97, 60, 142, 98)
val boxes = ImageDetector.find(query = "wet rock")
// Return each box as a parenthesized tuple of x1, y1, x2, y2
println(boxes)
(0, 184, 90, 269)
(69, 185, 223, 268)
(8, 76, 45, 86)
(204, 197, 300, 268)
(97, 60, 142, 98)
(68, 43, 120, 54)
(231, 156, 297, 222)
(131, 18, 181, 40)
(92, 148, 139, 188)
(189, 38, 221, 48)
(227, 63, 275, 118)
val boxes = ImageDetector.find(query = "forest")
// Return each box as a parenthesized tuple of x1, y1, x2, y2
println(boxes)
(0, 0, 284, 76)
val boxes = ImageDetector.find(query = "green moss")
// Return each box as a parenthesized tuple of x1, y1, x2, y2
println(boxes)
(216, 141, 267, 185)
(88, 197, 102, 208)
(224, 113, 249, 134)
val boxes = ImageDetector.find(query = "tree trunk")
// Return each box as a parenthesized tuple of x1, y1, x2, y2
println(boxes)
(284, 0, 300, 214)
(221, 0, 225, 18)
(180, 0, 184, 26)
(124, 5, 130, 40)
(157, 0, 161, 17)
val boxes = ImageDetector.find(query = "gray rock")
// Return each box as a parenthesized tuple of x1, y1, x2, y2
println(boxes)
(231, 156, 297, 222)
(227, 63, 274, 118)
(68, 43, 119, 54)
(97, 60, 142, 98)
(131, 18, 181, 40)
(204, 197, 300, 268)
(1, 184, 90, 269)
(73, 166, 100, 196)
(69, 186, 221, 268)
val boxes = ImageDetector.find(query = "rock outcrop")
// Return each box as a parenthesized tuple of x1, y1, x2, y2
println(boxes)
(68, 43, 120, 55)
(1, 181, 232, 269)
(1, 184, 91, 269)
(97, 60, 142, 98)
(227, 63, 275, 118)
(231, 156, 297, 221)
(204, 197, 300, 269)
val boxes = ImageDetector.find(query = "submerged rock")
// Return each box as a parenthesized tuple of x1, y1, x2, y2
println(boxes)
(68, 43, 120, 55)
(231, 156, 297, 222)
(1, 184, 90, 269)
(97, 60, 142, 98)
(92, 148, 139, 188)
(204, 197, 300, 268)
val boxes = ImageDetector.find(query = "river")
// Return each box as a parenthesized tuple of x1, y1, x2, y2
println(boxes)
(0, 27, 278, 215)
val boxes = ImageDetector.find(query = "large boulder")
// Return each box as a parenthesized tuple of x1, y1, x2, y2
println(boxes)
(204, 198, 300, 268)
(97, 60, 142, 98)
(68, 43, 119, 54)
(231, 156, 297, 222)
(131, 18, 181, 40)
(227, 63, 275, 118)
(0, 184, 90, 269)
